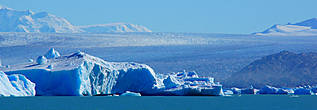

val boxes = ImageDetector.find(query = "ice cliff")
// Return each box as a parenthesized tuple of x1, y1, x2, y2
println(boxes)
(0, 71, 35, 96)
(1, 49, 223, 96)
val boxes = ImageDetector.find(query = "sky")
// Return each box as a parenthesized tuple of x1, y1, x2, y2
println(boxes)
(0, 0, 317, 34)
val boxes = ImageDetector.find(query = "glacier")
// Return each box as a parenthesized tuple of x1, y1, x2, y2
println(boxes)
(1, 49, 223, 96)
(0, 71, 35, 96)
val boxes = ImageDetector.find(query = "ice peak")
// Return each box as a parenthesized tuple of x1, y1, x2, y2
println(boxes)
(44, 48, 61, 59)
(36, 56, 47, 65)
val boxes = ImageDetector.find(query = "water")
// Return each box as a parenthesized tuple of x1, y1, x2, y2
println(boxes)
(0, 95, 315, 110)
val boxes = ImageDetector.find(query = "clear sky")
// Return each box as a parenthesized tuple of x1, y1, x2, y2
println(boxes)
(0, 0, 317, 34)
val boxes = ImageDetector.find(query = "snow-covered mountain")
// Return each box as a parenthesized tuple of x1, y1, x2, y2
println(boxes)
(254, 18, 317, 36)
(79, 23, 152, 33)
(0, 7, 151, 33)
(0, 7, 81, 33)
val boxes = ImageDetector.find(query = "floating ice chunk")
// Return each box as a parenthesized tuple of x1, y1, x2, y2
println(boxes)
(36, 56, 47, 65)
(120, 91, 141, 96)
(223, 89, 234, 95)
(44, 48, 60, 59)
(231, 87, 241, 94)
(0, 71, 35, 96)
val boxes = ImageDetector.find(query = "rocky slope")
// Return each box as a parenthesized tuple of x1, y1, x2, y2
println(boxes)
(225, 51, 317, 88)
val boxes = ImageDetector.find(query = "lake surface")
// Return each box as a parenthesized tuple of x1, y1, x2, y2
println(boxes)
(0, 95, 315, 110)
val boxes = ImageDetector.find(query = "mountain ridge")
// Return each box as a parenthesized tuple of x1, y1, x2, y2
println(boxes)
(224, 51, 317, 88)
(254, 18, 317, 36)
(0, 7, 151, 33)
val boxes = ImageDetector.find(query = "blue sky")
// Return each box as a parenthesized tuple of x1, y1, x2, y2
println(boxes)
(0, 0, 317, 34)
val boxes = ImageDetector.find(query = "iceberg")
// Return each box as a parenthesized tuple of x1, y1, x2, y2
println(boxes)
(294, 87, 313, 95)
(230, 87, 241, 94)
(1, 50, 223, 96)
(311, 87, 317, 93)
(156, 71, 223, 96)
(259, 85, 279, 94)
(240, 86, 259, 94)
(258, 85, 294, 95)
(223, 89, 234, 95)
(277, 88, 294, 95)
(36, 56, 47, 65)
(44, 48, 60, 59)
(0, 71, 35, 96)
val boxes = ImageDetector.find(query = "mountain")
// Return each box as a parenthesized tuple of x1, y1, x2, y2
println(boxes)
(78, 23, 152, 33)
(225, 51, 317, 88)
(0, 7, 151, 33)
(254, 18, 317, 36)
(0, 7, 81, 33)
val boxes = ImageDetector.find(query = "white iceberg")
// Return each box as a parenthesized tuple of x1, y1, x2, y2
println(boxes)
(157, 71, 224, 96)
(0, 71, 35, 96)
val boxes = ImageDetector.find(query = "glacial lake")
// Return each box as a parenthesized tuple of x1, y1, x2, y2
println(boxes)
(0, 95, 315, 110)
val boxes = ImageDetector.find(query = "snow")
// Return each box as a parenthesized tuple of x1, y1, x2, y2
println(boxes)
(1, 49, 224, 96)
(254, 18, 317, 36)
(120, 91, 141, 96)
(78, 23, 152, 33)
(0, 8, 151, 33)
(0, 8, 81, 33)
(44, 48, 60, 59)
(0, 71, 35, 96)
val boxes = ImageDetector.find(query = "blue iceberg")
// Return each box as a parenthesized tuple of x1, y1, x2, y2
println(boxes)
(0, 71, 35, 96)
(1, 50, 224, 96)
